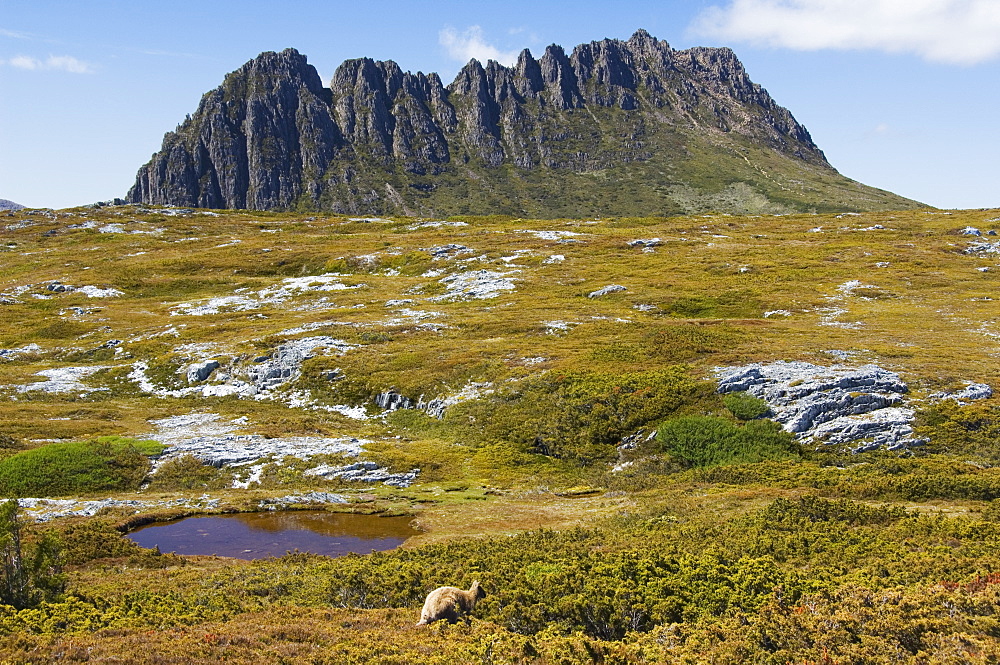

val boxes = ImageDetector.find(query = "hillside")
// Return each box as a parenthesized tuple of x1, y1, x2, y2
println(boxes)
(127, 31, 919, 217)
(3, 204, 1000, 662)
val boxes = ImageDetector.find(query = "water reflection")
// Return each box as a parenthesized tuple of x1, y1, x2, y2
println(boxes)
(127, 510, 416, 560)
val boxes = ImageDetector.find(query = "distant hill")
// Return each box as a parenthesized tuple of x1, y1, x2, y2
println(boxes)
(128, 30, 920, 216)
(0, 199, 25, 211)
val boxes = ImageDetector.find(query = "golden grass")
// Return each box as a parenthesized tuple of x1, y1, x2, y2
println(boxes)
(3, 204, 1000, 508)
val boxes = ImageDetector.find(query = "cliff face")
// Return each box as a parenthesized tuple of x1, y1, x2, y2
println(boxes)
(129, 49, 339, 210)
(128, 30, 919, 216)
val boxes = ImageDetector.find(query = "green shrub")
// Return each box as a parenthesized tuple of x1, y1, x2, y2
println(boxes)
(0, 500, 64, 609)
(57, 519, 146, 565)
(688, 456, 1000, 502)
(92, 436, 165, 457)
(664, 291, 763, 318)
(656, 415, 798, 468)
(915, 401, 1000, 462)
(0, 438, 156, 498)
(722, 391, 771, 420)
(144, 455, 232, 492)
(453, 368, 703, 465)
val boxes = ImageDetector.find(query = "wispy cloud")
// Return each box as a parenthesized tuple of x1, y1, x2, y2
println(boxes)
(690, 0, 1000, 65)
(2, 54, 94, 73)
(439, 25, 521, 66)
(0, 27, 32, 40)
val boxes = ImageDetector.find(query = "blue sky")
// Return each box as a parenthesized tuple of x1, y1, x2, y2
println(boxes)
(2, 0, 999, 210)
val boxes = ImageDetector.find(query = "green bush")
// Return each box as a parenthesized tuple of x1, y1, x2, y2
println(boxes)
(0, 438, 158, 498)
(722, 391, 771, 420)
(143, 455, 232, 492)
(0, 500, 64, 610)
(915, 401, 1000, 462)
(688, 456, 1000, 502)
(656, 415, 798, 468)
(452, 368, 703, 465)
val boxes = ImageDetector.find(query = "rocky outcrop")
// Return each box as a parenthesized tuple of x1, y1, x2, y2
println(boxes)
(304, 461, 420, 488)
(129, 49, 340, 210)
(716, 361, 922, 452)
(0, 199, 25, 211)
(186, 360, 219, 384)
(930, 383, 993, 404)
(588, 285, 627, 298)
(145, 412, 419, 487)
(374, 382, 493, 420)
(128, 32, 919, 216)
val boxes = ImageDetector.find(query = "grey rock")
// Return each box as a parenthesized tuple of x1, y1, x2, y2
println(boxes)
(962, 226, 982, 236)
(16, 365, 110, 394)
(0, 343, 42, 360)
(147, 412, 365, 469)
(304, 461, 420, 488)
(627, 238, 662, 248)
(716, 361, 922, 451)
(259, 491, 348, 508)
(0, 199, 25, 212)
(84, 198, 127, 208)
(964, 240, 1000, 255)
(425, 244, 473, 259)
(930, 382, 993, 403)
(374, 390, 414, 411)
(588, 284, 627, 298)
(46, 281, 74, 293)
(19, 495, 220, 523)
(431, 270, 518, 301)
(617, 429, 657, 450)
(246, 336, 354, 392)
(186, 359, 220, 384)
(373, 382, 493, 420)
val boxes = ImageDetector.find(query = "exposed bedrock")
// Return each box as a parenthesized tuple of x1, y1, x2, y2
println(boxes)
(374, 382, 493, 420)
(715, 361, 921, 452)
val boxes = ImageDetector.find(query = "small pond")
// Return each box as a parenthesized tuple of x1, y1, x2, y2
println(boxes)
(127, 511, 417, 560)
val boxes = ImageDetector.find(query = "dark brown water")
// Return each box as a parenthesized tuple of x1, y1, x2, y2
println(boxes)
(127, 511, 416, 560)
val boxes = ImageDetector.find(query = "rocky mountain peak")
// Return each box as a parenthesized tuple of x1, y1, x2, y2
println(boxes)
(128, 31, 919, 216)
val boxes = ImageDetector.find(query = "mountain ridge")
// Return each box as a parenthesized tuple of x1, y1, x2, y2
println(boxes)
(128, 30, 919, 216)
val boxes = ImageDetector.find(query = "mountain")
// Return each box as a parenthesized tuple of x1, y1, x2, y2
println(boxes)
(127, 30, 919, 216)
(0, 199, 25, 211)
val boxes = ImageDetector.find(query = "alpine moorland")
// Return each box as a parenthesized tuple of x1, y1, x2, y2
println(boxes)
(3, 201, 1000, 662)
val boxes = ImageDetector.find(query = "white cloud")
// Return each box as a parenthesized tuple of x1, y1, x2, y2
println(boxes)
(1, 54, 94, 73)
(690, 0, 1000, 65)
(439, 25, 520, 66)
(0, 28, 32, 39)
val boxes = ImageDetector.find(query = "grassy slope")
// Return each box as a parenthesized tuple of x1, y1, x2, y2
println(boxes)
(314, 106, 921, 218)
(2, 204, 1000, 662)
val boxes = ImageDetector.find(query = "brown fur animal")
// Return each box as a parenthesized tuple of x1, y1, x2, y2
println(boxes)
(415, 580, 486, 625)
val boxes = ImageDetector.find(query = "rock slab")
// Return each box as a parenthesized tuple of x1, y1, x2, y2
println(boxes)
(716, 361, 921, 452)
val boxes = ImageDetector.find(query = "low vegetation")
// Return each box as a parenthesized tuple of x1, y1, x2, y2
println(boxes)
(0, 437, 163, 498)
(1, 204, 1000, 661)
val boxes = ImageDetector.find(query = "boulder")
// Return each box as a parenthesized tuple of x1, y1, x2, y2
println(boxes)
(716, 361, 923, 452)
(186, 360, 220, 384)
(588, 284, 627, 298)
